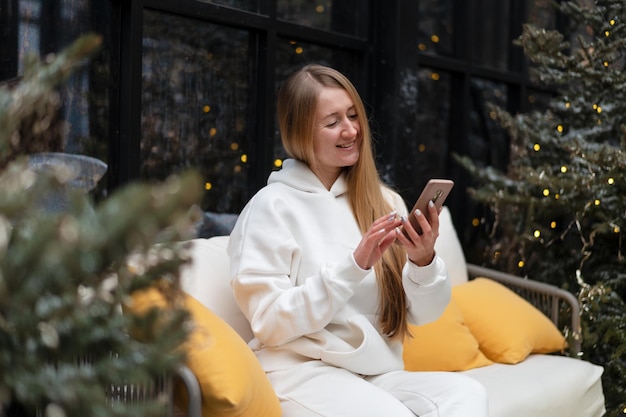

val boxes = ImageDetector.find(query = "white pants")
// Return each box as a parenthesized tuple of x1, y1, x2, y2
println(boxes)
(267, 360, 489, 417)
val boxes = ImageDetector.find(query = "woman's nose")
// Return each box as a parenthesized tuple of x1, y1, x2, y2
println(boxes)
(341, 118, 358, 136)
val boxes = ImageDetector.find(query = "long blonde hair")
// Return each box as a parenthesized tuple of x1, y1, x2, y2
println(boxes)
(276, 64, 409, 340)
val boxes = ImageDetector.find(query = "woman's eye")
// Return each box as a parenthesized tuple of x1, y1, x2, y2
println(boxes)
(326, 120, 338, 127)
(348, 113, 358, 120)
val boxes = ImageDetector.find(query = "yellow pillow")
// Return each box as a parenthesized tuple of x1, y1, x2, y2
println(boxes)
(177, 294, 281, 417)
(403, 300, 492, 371)
(452, 278, 567, 364)
(125, 288, 281, 417)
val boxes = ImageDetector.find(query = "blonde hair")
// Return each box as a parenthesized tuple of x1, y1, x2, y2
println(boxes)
(277, 64, 409, 340)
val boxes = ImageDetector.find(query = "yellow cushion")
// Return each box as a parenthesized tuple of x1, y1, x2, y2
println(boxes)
(403, 300, 492, 371)
(452, 278, 567, 364)
(125, 288, 281, 417)
(179, 294, 281, 417)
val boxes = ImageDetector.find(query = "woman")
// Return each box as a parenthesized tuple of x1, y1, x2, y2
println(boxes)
(227, 64, 488, 417)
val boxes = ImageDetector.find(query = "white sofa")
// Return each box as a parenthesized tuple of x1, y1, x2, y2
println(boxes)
(178, 208, 606, 417)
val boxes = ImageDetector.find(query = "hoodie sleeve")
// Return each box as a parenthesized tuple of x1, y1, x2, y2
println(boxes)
(227, 189, 370, 347)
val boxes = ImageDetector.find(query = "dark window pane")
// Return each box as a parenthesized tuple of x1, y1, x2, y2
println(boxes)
(277, 0, 367, 37)
(470, 0, 511, 70)
(417, 0, 454, 57)
(7, 0, 111, 198)
(141, 10, 253, 213)
(274, 37, 362, 166)
(527, 0, 556, 29)
(396, 68, 452, 204)
(197, 0, 258, 12)
(468, 78, 508, 169)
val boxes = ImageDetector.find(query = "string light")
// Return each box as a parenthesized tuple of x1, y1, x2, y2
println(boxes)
(550, 221, 557, 229)
(534, 230, 541, 238)
(557, 124, 564, 133)
(431, 35, 440, 43)
(204, 182, 212, 190)
(295, 46, 303, 54)
(533, 143, 541, 151)
(240, 154, 248, 163)
(603, 61, 609, 67)
(518, 260, 525, 268)
(431, 72, 440, 81)
(418, 144, 426, 152)
(418, 43, 427, 51)
(210, 127, 217, 137)
(472, 218, 480, 227)
(609, 19, 616, 26)
(608, 177, 615, 185)
(604, 30, 610, 37)
(594, 199, 601, 206)
(560, 165, 568, 173)
(230, 142, 239, 151)
(614, 226, 621, 234)
(203, 105, 211, 113)
(274, 159, 283, 168)
(565, 101, 571, 108)
(315, 4, 325, 13)
(543, 188, 550, 196)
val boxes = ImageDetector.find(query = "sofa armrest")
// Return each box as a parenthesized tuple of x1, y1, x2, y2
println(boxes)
(175, 365, 202, 417)
(466, 263, 582, 356)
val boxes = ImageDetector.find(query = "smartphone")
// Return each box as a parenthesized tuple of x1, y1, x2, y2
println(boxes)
(405, 179, 455, 235)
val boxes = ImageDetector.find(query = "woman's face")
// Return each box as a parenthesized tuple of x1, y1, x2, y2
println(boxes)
(311, 86, 361, 188)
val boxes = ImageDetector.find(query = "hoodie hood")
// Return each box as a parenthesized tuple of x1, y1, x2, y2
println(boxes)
(268, 159, 348, 197)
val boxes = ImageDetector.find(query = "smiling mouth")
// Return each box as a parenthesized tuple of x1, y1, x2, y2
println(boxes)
(337, 141, 355, 149)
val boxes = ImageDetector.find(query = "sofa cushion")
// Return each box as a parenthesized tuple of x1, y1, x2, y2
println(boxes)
(403, 299, 493, 371)
(434, 207, 469, 286)
(181, 294, 282, 417)
(179, 237, 254, 342)
(452, 278, 567, 363)
(462, 354, 605, 417)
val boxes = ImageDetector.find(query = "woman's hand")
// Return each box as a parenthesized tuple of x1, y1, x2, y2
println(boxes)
(395, 200, 440, 266)
(353, 211, 402, 270)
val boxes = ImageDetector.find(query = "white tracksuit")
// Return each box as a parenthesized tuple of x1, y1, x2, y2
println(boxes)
(227, 159, 488, 417)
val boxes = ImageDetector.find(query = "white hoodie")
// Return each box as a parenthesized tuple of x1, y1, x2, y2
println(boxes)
(227, 159, 450, 375)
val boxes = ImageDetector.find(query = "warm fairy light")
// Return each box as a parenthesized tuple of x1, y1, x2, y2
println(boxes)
(210, 127, 217, 137)
(230, 142, 239, 151)
(543, 188, 550, 196)
(557, 125, 564, 132)
(204, 182, 212, 191)
(603, 61, 609, 67)
(534, 230, 541, 238)
(418, 43, 427, 51)
(274, 159, 283, 168)
(560, 165, 568, 173)
(431, 72, 440, 81)
(533, 143, 541, 151)
(295, 46, 303, 54)
(550, 221, 557, 229)
(565, 101, 571, 108)
(608, 177, 615, 185)
(431, 35, 440, 43)
(315, 4, 325, 13)
(610, 19, 616, 25)
(518, 260, 525, 268)
(614, 226, 621, 234)
(203, 105, 211, 113)
(594, 199, 601, 206)
(489, 110, 497, 120)
(472, 218, 480, 227)
(234, 165, 242, 173)
(528, 94, 536, 103)
(241, 154, 248, 163)
(555, 193, 560, 200)
(596, 106, 602, 113)
(289, 40, 296, 45)
(418, 144, 426, 152)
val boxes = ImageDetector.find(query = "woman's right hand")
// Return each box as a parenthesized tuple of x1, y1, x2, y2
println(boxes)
(353, 211, 402, 270)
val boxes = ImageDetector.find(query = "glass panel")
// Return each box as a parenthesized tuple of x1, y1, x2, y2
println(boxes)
(142, 10, 253, 213)
(277, 0, 366, 37)
(274, 37, 363, 167)
(4, 0, 111, 198)
(527, 0, 557, 30)
(396, 68, 452, 205)
(468, 78, 509, 170)
(417, 0, 454, 57)
(197, 0, 258, 12)
(470, 0, 511, 71)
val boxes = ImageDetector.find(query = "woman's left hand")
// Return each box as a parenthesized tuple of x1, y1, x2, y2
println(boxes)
(395, 200, 440, 266)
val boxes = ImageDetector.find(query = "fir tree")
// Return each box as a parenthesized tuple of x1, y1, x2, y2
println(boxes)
(456, 1, 626, 414)
(0, 35, 202, 416)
